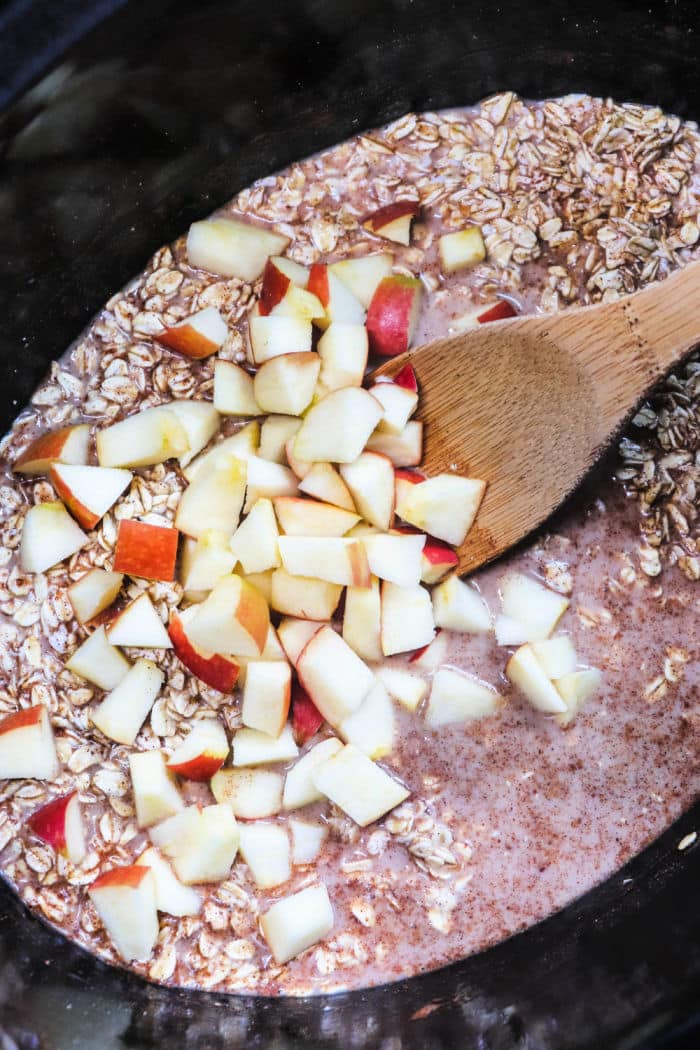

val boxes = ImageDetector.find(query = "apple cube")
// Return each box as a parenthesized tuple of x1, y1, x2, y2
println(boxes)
(107, 593, 171, 649)
(329, 252, 394, 308)
(230, 498, 281, 574)
(370, 382, 418, 435)
(531, 636, 578, 680)
(167, 400, 220, 469)
(452, 298, 519, 331)
(27, 790, 86, 865)
(506, 644, 568, 714)
(298, 462, 357, 511)
(65, 625, 131, 691)
(366, 420, 423, 467)
(278, 536, 370, 588)
(242, 660, 292, 738)
(155, 306, 228, 359)
(273, 497, 359, 538)
(285, 438, 313, 481)
(408, 630, 447, 671)
(176, 454, 247, 539)
(232, 724, 299, 767)
(291, 682, 324, 745)
(366, 275, 422, 357)
(376, 666, 428, 712)
(13, 424, 89, 475)
(129, 749, 184, 828)
(92, 658, 164, 745)
(166, 720, 229, 780)
(290, 819, 327, 865)
(255, 352, 321, 417)
(149, 804, 239, 884)
(213, 360, 262, 416)
(50, 463, 132, 531)
(89, 865, 158, 962)
(183, 421, 259, 484)
(339, 452, 394, 531)
(313, 743, 409, 826)
(363, 531, 425, 588)
(269, 569, 342, 621)
(270, 283, 326, 322)
(339, 680, 395, 759)
(259, 415, 302, 464)
(381, 581, 435, 656)
(494, 615, 532, 646)
(249, 311, 313, 364)
(261, 882, 334, 964)
(187, 217, 289, 281)
(500, 573, 570, 642)
(306, 263, 365, 330)
(184, 574, 269, 657)
(421, 538, 460, 585)
(168, 607, 240, 692)
(113, 519, 178, 582)
(278, 618, 325, 668)
(439, 226, 486, 273)
(96, 407, 189, 468)
(363, 201, 420, 244)
(396, 473, 486, 546)
(67, 569, 123, 624)
(259, 256, 310, 314)
(342, 575, 382, 663)
(20, 501, 87, 574)
(0, 705, 58, 780)
(238, 822, 291, 889)
(181, 529, 236, 594)
(555, 668, 602, 727)
(317, 324, 368, 391)
(211, 768, 283, 819)
(293, 388, 383, 464)
(243, 456, 299, 512)
(242, 569, 274, 604)
(432, 575, 491, 633)
(296, 625, 374, 728)
(282, 737, 343, 810)
(425, 668, 502, 727)
(137, 847, 201, 916)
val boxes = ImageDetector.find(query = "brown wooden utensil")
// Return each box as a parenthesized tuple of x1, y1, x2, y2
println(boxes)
(374, 263, 700, 576)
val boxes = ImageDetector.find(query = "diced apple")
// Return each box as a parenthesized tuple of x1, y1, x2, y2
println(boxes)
(452, 298, 518, 331)
(329, 253, 394, 308)
(298, 462, 357, 511)
(439, 225, 486, 273)
(213, 360, 262, 416)
(307, 263, 365, 330)
(500, 573, 570, 642)
(242, 569, 274, 604)
(282, 737, 343, 810)
(363, 201, 420, 245)
(129, 749, 183, 828)
(184, 574, 269, 658)
(339, 680, 395, 759)
(290, 819, 327, 865)
(273, 496, 359, 539)
(278, 536, 370, 588)
(506, 644, 568, 714)
(149, 804, 239, 884)
(254, 352, 320, 417)
(13, 424, 89, 475)
(376, 666, 428, 712)
(244, 456, 299, 512)
(494, 615, 531, 647)
(232, 725, 299, 767)
(285, 437, 313, 480)
(425, 668, 501, 727)
(296, 626, 374, 728)
(168, 400, 220, 469)
(381, 581, 435, 656)
(432, 575, 491, 633)
(394, 466, 425, 506)
(96, 407, 189, 468)
(269, 569, 342, 621)
(342, 575, 382, 662)
(107, 593, 171, 649)
(409, 629, 448, 671)
(370, 382, 418, 436)
(211, 768, 283, 819)
(293, 388, 383, 464)
(168, 607, 240, 692)
(0, 705, 58, 780)
(317, 324, 368, 391)
(339, 452, 394, 531)
(27, 790, 85, 864)
(50, 464, 132, 531)
(259, 256, 310, 314)
(421, 538, 460, 585)
(239, 822, 290, 889)
(249, 310, 313, 364)
(261, 882, 334, 964)
(113, 519, 179, 582)
(89, 865, 158, 962)
(291, 682, 324, 745)
(363, 531, 425, 588)
(166, 720, 229, 780)
(183, 421, 259, 483)
(181, 530, 236, 594)
(229, 498, 281, 575)
(278, 618, 324, 668)
(313, 743, 409, 826)
(176, 454, 247, 539)
(259, 415, 302, 463)
(555, 668, 602, 727)
(187, 216, 289, 281)
(396, 473, 486, 547)
(67, 569, 123, 625)
(20, 501, 87, 574)
(531, 636, 577, 680)
(92, 658, 163, 745)
(242, 660, 292, 738)
(269, 283, 325, 322)
(393, 363, 418, 392)
(137, 847, 201, 916)
(155, 306, 228, 359)
(366, 421, 423, 467)
(66, 625, 131, 691)
(366, 275, 422, 357)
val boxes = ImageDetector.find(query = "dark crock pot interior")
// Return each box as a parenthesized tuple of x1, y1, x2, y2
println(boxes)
(1, 1, 699, 1046)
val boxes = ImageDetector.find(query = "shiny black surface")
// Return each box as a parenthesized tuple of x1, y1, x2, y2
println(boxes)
(1, 1, 700, 1046)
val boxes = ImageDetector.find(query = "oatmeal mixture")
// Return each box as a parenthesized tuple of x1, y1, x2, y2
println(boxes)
(0, 92, 699, 995)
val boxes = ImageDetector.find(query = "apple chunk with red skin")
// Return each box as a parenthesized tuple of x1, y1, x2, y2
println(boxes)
(0, 705, 59, 780)
(168, 608, 240, 693)
(20, 501, 87, 574)
(167, 719, 229, 781)
(187, 217, 289, 281)
(155, 306, 228, 359)
(291, 682, 324, 745)
(13, 424, 89, 476)
(27, 791, 86, 864)
(366, 275, 423, 357)
(363, 201, 420, 245)
(67, 569, 123, 625)
(306, 263, 365, 329)
(259, 257, 309, 315)
(113, 519, 179, 582)
(89, 865, 159, 962)
(183, 574, 270, 658)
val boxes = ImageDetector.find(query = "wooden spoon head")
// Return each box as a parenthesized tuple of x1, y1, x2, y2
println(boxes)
(376, 320, 602, 575)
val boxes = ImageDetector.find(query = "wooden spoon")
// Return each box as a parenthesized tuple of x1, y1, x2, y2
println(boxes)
(374, 262, 700, 576)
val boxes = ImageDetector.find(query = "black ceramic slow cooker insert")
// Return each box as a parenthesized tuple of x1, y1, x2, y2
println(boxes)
(1, 1, 699, 1047)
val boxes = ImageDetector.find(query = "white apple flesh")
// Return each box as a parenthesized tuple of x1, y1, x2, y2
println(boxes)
(91, 658, 164, 745)
(312, 743, 409, 826)
(260, 882, 334, 965)
(65, 626, 131, 691)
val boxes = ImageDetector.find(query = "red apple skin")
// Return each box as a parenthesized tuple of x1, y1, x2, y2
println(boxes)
(155, 324, 219, 360)
(421, 541, 460, 584)
(306, 263, 330, 309)
(366, 276, 422, 357)
(13, 425, 86, 475)
(167, 753, 225, 781)
(27, 792, 76, 854)
(394, 468, 426, 485)
(364, 201, 420, 232)
(0, 706, 44, 734)
(168, 610, 240, 693)
(409, 628, 443, 665)
(113, 520, 179, 582)
(259, 259, 291, 316)
(393, 364, 418, 393)
(291, 683, 324, 745)
(477, 300, 517, 324)
(91, 864, 151, 891)
(49, 465, 100, 530)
